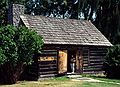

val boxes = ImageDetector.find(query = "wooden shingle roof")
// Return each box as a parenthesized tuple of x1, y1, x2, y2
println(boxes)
(20, 15, 112, 46)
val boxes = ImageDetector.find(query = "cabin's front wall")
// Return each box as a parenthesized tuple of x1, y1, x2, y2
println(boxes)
(38, 50, 58, 79)
(82, 47, 107, 74)
(36, 45, 108, 79)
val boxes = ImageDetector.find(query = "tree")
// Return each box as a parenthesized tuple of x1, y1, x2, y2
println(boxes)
(94, 0, 120, 44)
(0, 25, 43, 84)
(0, 0, 120, 44)
(0, 0, 8, 26)
(103, 45, 120, 78)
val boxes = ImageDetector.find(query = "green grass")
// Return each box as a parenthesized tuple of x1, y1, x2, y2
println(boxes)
(52, 76, 70, 81)
(0, 76, 120, 87)
(82, 74, 120, 84)
(83, 82, 120, 87)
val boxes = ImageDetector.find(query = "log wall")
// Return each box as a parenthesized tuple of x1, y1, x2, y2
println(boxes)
(83, 47, 107, 74)
(38, 50, 58, 79)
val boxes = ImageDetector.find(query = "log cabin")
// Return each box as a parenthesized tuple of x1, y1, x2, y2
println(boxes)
(8, 4, 113, 80)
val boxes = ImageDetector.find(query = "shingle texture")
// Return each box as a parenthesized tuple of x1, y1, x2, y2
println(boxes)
(20, 15, 112, 46)
(8, 4, 24, 26)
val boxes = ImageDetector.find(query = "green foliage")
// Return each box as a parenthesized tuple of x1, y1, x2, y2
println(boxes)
(0, 25, 43, 65)
(0, 25, 17, 64)
(113, 25, 120, 44)
(16, 26, 43, 65)
(0, 0, 119, 44)
(25, 0, 100, 19)
(0, 25, 43, 84)
(0, 0, 8, 26)
(103, 45, 120, 78)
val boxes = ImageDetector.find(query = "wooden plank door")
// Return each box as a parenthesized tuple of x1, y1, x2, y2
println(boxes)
(58, 50, 67, 74)
(76, 50, 83, 73)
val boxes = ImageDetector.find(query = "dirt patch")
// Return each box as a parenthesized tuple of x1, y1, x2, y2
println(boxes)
(71, 77, 104, 82)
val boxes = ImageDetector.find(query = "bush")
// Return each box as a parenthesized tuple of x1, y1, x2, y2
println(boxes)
(103, 45, 120, 79)
(0, 25, 43, 84)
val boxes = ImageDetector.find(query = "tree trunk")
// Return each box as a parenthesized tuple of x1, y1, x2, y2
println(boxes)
(0, 62, 26, 84)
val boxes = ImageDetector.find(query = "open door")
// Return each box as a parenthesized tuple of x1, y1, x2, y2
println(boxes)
(67, 50, 83, 74)
(67, 50, 76, 73)
(58, 50, 67, 74)
(76, 50, 83, 73)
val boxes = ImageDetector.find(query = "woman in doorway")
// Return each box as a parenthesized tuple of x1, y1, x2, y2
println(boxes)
(70, 55, 76, 73)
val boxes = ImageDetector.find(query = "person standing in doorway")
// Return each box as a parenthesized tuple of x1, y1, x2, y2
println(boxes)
(70, 55, 76, 73)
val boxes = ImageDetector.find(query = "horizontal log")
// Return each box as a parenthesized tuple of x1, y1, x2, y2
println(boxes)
(90, 51, 106, 53)
(39, 71, 57, 75)
(83, 56, 89, 58)
(39, 68, 57, 71)
(41, 52, 57, 54)
(89, 56, 104, 59)
(39, 64, 57, 68)
(90, 62, 103, 65)
(39, 74, 57, 78)
(83, 67, 103, 71)
(83, 68, 102, 72)
(39, 61, 57, 65)
(39, 66, 57, 70)
(89, 59, 104, 62)
(83, 64, 89, 67)
(39, 54, 57, 57)
(83, 71, 104, 74)
(83, 52, 89, 54)
(83, 58, 89, 61)
(83, 60, 89, 64)
(90, 53, 106, 56)
(89, 65, 103, 68)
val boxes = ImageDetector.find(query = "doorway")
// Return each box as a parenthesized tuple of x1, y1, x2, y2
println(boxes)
(67, 50, 76, 73)
(58, 50, 83, 74)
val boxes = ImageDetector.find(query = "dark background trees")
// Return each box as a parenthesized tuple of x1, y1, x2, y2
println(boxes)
(25, 0, 120, 44)
(0, 0, 120, 44)
(103, 45, 120, 78)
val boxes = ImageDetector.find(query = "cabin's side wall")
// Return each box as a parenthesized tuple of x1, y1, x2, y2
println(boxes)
(83, 47, 108, 74)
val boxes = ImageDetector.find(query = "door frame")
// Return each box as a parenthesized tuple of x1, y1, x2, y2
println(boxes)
(67, 50, 76, 73)
(67, 49, 83, 73)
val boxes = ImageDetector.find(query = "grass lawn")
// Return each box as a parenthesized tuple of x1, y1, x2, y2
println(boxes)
(82, 74, 120, 83)
(0, 76, 120, 87)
